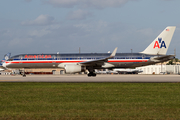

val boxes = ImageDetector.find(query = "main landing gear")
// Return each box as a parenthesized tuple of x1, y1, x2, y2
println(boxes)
(87, 68, 96, 77)
(88, 72, 96, 77)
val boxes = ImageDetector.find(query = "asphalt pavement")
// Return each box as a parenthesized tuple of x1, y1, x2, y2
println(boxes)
(0, 74, 180, 82)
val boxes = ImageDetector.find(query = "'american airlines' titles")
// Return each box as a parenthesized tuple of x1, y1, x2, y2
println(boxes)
(24, 55, 52, 59)
(153, 38, 166, 48)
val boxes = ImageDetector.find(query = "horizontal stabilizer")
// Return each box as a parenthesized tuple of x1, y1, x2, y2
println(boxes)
(153, 55, 175, 61)
(150, 55, 175, 62)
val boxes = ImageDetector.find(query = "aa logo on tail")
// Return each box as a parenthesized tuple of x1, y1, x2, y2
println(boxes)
(153, 38, 166, 49)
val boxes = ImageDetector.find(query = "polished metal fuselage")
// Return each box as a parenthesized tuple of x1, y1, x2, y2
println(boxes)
(2, 53, 170, 69)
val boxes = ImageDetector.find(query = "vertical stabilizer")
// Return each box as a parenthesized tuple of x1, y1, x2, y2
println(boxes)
(2, 53, 11, 62)
(141, 26, 176, 55)
(0, 53, 10, 70)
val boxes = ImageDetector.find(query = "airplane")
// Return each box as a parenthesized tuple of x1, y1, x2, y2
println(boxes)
(0, 26, 176, 77)
(95, 70, 108, 74)
(113, 68, 143, 74)
(106, 70, 119, 74)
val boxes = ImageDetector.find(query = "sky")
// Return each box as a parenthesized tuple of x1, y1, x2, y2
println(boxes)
(0, 0, 180, 60)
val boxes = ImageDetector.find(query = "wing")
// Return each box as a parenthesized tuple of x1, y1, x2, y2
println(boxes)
(80, 47, 118, 66)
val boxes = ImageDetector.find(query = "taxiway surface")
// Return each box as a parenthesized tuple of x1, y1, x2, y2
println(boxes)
(0, 74, 180, 82)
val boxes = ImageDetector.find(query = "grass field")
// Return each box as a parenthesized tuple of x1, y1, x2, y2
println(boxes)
(0, 83, 180, 119)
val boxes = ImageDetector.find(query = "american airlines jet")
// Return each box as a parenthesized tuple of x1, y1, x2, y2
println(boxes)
(0, 26, 176, 77)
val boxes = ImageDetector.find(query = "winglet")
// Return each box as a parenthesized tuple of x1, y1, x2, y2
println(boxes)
(110, 47, 118, 58)
(79, 47, 118, 65)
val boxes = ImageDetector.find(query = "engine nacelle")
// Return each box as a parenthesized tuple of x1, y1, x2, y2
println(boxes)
(65, 64, 86, 74)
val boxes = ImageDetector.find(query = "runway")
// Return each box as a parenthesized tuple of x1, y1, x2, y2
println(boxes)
(0, 74, 180, 82)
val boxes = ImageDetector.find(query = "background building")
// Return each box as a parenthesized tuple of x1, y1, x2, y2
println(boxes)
(137, 65, 180, 74)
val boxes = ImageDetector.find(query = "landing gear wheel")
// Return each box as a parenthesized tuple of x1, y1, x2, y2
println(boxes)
(88, 72, 96, 77)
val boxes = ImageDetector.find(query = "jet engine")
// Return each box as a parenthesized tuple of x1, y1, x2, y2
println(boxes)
(64, 64, 86, 74)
